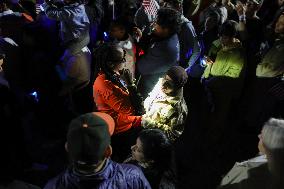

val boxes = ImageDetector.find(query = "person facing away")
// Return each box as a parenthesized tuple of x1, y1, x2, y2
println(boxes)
(125, 129, 176, 189)
(218, 118, 284, 189)
(136, 7, 182, 97)
(41, 0, 91, 95)
(44, 112, 151, 189)
(142, 66, 188, 142)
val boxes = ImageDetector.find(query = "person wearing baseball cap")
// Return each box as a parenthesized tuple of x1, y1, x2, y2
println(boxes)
(44, 112, 151, 189)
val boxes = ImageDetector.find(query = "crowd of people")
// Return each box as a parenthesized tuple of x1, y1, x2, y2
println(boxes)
(0, 0, 284, 188)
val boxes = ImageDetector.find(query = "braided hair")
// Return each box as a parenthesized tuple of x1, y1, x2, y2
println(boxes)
(93, 43, 127, 91)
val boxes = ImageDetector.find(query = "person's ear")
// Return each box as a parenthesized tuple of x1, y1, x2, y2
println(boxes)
(104, 145, 112, 158)
(65, 142, 68, 152)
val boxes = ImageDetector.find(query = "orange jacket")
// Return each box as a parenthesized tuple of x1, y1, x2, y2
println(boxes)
(93, 73, 141, 134)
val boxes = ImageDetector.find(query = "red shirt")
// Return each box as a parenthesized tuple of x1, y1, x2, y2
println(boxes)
(93, 73, 141, 134)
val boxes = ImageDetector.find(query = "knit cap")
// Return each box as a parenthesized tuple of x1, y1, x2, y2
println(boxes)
(166, 66, 188, 89)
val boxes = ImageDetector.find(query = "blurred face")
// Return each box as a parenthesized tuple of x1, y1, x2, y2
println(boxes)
(131, 138, 146, 163)
(109, 26, 126, 40)
(111, 48, 126, 72)
(205, 17, 218, 31)
(152, 22, 169, 38)
(222, 0, 229, 5)
(278, 0, 284, 6)
(220, 35, 234, 47)
(245, 1, 258, 14)
(162, 75, 175, 95)
(275, 15, 284, 34)
(258, 131, 266, 155)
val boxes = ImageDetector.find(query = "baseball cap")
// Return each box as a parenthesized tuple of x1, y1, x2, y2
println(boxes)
(67, 112, 115, 164)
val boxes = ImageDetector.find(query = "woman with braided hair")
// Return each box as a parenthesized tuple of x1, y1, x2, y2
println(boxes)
(93, 43, 143, 162)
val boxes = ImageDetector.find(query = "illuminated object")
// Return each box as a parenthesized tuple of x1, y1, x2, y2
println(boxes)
(103, 32, 109, 41)
(29, 91, 39, 102)
(200, 57, 207, 67)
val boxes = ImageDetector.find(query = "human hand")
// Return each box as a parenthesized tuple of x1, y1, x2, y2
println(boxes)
(133, 27, 143, 42)
(235, 1, 246, 17)
(120, 69, 134, 86)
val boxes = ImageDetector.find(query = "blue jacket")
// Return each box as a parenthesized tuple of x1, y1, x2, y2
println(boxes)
(179, 16, 201, 70)
(42, 2, 90, 46)
(137, 34, 180, 76)
(44, 159, 151, 189)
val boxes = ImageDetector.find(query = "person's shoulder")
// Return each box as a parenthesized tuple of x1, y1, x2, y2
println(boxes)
(112, 162, 151, 188)
(44, 169, 74, 189)
(94, 73, 110, 85)
(219, 156, 269, 189)
(119, 163, 144, 177)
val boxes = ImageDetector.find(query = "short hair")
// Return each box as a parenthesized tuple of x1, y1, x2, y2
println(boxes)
(156, 8, 182, 35)
(138, 129, 172, 171)
(262, 118, 284, 152)
(218, 20, 238, 37)
(262, 118, 284, 180)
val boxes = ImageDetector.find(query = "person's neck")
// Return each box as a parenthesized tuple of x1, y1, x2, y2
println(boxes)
(75, 159, 108, 175)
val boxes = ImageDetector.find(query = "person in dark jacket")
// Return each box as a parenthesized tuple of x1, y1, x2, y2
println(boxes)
(161, 0, 202, 77)
(44, 112, 151, 189)
(136, 8, 182, 97)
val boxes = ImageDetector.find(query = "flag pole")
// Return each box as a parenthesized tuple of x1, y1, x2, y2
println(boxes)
(112, 0, 115, 20)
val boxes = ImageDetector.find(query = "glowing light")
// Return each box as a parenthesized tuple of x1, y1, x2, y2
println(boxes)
(200, 58, 207, 67)
(29, 91, 39, 102)
(103, 32, 109, 41)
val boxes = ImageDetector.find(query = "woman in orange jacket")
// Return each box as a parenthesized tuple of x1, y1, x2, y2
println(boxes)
(93, 43, 142, 162)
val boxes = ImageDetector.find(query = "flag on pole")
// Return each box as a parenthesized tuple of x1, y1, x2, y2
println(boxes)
(142, 0, 158, 16)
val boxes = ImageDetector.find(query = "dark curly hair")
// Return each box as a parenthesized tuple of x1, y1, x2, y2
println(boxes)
(93, 43, 127, 91)
(156, 8, 182, 35)
(138, 129, 173, 171)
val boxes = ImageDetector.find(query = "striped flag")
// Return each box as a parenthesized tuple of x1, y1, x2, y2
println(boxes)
(142, 0, 158, 16)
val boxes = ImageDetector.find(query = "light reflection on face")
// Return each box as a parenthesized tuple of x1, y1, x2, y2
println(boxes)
(161, 75, 175, 95)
